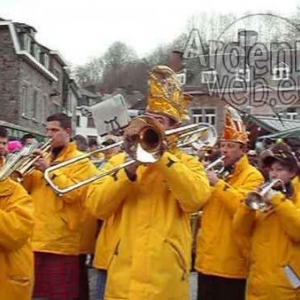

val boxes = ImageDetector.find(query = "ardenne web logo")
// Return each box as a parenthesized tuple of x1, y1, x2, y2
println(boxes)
(183, 13, 300, 114)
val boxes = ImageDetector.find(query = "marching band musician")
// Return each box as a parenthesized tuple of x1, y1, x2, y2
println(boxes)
(233, 142, 300, 300)
(0, 126, 34, 300)
(195, 107, 264, 300)
(21, 113, 98, 300)
(74, 134, 98, 300)
(86, 65, 211, 300)
(93, 136, 122, 300)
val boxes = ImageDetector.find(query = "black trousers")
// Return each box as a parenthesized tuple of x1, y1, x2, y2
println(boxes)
(78, 254, 90, 300)
(197, 272, 246, 300)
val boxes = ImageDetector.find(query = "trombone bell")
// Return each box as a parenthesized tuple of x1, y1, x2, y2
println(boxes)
(124, 116, 165, 164)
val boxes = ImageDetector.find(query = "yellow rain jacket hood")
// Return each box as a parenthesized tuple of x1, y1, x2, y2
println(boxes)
(0, 178, 34, 300)
(196, 155, 264, 278)
(88, 150, 210, 300)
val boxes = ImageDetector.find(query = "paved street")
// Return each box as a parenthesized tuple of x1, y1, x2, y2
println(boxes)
(89, 269, 198, 300)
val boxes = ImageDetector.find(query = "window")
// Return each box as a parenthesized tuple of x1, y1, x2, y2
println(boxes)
(76, 115, 81, 127)
(43, 54, 50, 69)
(41, 94, 48, 123)
(286, 107, 297, 120)
(205, 108, 216, 125)
(176, 73, 186, 85)
(22, 86, 35, 118)
(192, 109, 203, 123)
(21, 85, 29, 116)
(32, 89, 38, 120)
(273, 64, 290, 80)
(34, 44, 40, 61)
(235, 68, 250, 82)
(52, 68, 62, 91)
(192, 108, 216, 125)
(22, 34, 31, 52)
(87, 116, 95, 128)
(201, 71, 217, 84)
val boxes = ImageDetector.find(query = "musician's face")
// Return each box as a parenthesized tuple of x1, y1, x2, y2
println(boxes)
(269, 161, 295, 185)
(46, 121, 70, 148)
(220, 141, 245, 167)
(24, 138, 37, 146)
(0, 137, 8, 156)
(145, 112, 177, 130)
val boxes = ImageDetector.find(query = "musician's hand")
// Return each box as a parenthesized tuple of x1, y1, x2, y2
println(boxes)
(124, 154, 139, 181)
(206, 170, 219, 186)
(265, 189, 281, 202)
(124, 119, 145, 143)
(33, 157, 49, 172)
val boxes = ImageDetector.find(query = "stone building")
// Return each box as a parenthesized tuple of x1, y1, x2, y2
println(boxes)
(0, 17, 79, 138)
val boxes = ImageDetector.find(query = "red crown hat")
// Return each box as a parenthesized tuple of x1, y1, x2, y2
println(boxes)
(221, 106, 248, 144)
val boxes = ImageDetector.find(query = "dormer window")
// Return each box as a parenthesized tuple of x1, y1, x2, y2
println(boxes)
(43, 54, 50, 69)
(22, 34, 31, 52)
(273, 63, 290, 80)
(34, 44, 40, 61)
(201, 70, 217, 84)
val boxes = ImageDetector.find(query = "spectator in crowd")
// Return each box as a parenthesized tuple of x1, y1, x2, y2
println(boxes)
(8, 140, 22, 153)
(74, 134, 89, 152)
(21, 133, 37, 147)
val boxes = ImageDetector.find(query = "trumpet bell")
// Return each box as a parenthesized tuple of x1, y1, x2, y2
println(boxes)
(245, 192, 267, 211)
(245, 179, 286, 212)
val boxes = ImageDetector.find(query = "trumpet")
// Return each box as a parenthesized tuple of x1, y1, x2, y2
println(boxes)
(205, 155, 231, 179)
(205, 156, 225, 172)
(245, 179, 286, 212)
(12, 139, 52, 181)
(44, 115, 217, 195)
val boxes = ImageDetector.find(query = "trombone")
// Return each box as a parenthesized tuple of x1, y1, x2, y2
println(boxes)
(44, 115, 217, 195)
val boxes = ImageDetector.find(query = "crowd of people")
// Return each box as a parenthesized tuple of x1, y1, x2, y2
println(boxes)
(0, 65, 300, 300)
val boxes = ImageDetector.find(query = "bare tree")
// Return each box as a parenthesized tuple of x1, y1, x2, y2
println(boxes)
(103, 41, 138, 71)
(74, 57, 104, 87)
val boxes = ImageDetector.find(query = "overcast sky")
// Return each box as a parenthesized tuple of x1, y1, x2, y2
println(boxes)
(1, 0, 299, 66)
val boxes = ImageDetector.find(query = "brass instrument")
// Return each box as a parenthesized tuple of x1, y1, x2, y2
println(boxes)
(205, 155, 225, 172)
(44, 116, 217, 195)
(12, 139, 52, 181)
(245, 179, 286, 212)
(0, 141, 41, 181)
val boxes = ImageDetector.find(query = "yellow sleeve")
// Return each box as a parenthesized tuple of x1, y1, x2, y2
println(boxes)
(212, 171, 264, 216)
(47, 159, 99, 203)
(232, 203, 257, 258)
(21, 169, 39, 194)
(270, 192, 300, 242)
(0, 186, 34, 250)
(155, 151, 210, 213)
(87, 161, 134, 220)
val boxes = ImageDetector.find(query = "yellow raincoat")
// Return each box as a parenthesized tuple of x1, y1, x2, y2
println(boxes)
(0, 178, 34, 300)
(22, 142, 98, 255)
(195, 155, 264, 278)
(233, 176, 300, 300)
(92, 154, 128, 270)
(87, 150, 210, 300)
